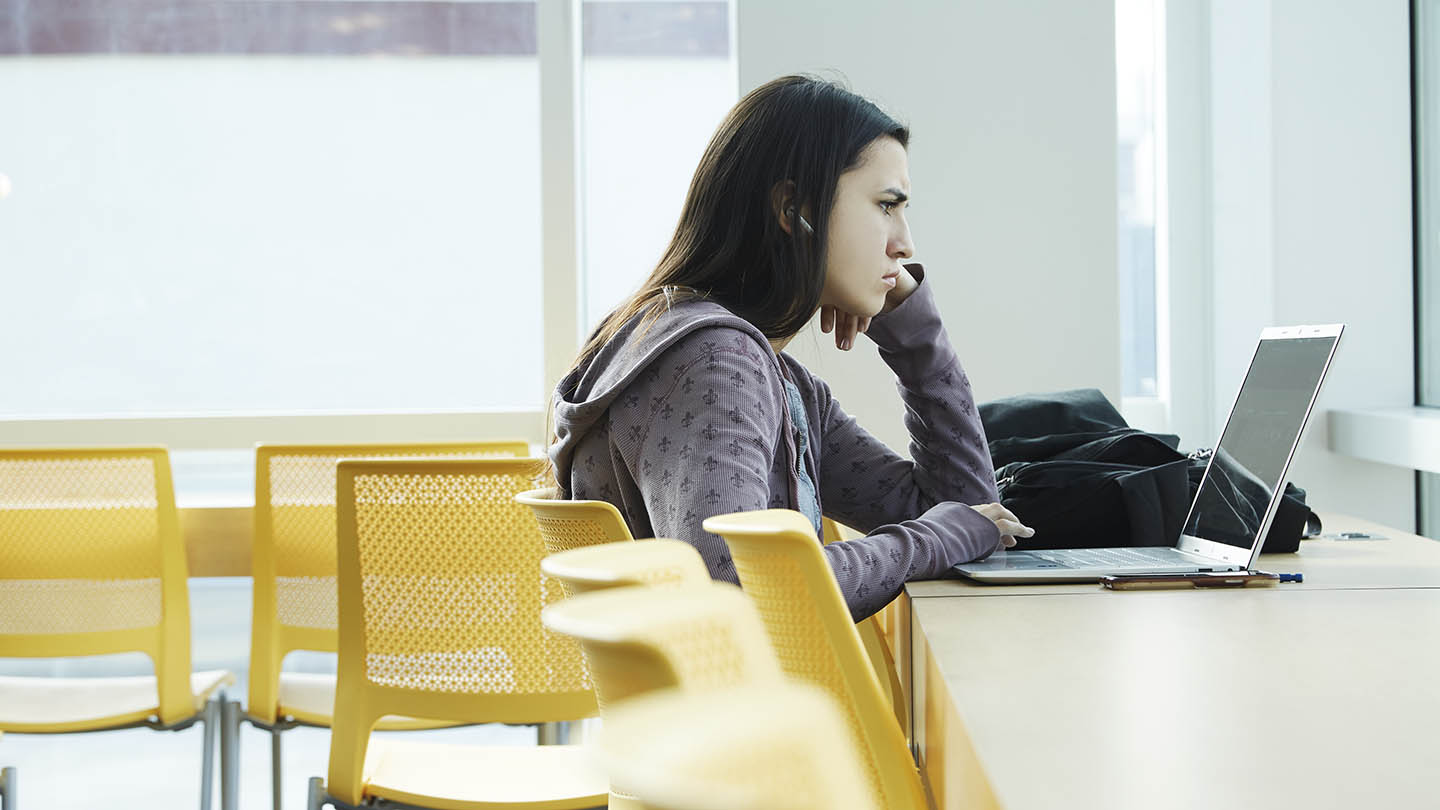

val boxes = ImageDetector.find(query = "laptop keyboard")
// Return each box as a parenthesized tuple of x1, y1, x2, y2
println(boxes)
(1038, 546, 1193, 568)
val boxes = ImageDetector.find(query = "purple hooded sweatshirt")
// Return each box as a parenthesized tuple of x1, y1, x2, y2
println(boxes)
(549, 264, 1002, 620)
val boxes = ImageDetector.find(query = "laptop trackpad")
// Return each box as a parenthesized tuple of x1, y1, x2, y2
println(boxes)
(967, 552, 1064, 570)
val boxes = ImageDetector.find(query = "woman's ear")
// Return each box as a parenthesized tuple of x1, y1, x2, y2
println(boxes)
(770, 180, 799, 235)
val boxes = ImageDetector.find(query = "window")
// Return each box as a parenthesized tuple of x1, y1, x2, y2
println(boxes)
(1416, 0, 1440, 537)
(1115, 0, 1165, 403)
(0, 0, 544, 418)
(579, 0, 737, 333)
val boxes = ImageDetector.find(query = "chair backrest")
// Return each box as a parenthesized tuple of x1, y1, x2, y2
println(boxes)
(539, 541, 713, 711)
(327, 457, 595, 806)
(247, 440, 528, 724)
(515, 486, 635, 555)
(601, 684, 879, 810)
(822, 517, 907, 736)
(702, 509, 926, 810)
(0, 447, 195, 726)
(539, 539, 710, 596)
(821, 516, 850, 545)
(541, 582, 783, 707)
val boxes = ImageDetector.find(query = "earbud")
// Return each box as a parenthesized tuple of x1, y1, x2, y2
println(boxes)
(787, 208, 814, 235)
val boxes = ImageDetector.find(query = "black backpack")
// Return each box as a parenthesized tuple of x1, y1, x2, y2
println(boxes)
(980, 389, 1319, 553)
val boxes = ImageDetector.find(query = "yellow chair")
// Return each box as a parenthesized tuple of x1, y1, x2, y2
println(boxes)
(703, 509, 929, 810)
(538, 540, 710, 810)
(538, 539, 710, 596)
(517, 489, 909, 737)
(541, 582, 783, 706)
(308, 458, 604, 810)
(599, 684, 877, 810)
(519, 489, 906, 745)
(821, 517, 908, 737)
(247, 440, 529, 808)
(543, 584, 867, 810)
(515, 487, 634, 557)
(0, 447, 233, 810)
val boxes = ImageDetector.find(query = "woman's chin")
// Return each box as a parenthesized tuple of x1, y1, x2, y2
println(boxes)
(825, 294, 886, 318)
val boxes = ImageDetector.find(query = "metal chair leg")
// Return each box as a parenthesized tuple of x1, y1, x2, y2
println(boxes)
(306, 776, 327, 810)
(220, 700, 240, 810)
(271, 727, 283, 810)
(537, 721, 570, 745)
(0, 766, 15, 810)
(200, 698, 219, 810)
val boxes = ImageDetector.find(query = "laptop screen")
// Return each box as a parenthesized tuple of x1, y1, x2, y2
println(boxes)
(1183, 335, 1340, 550)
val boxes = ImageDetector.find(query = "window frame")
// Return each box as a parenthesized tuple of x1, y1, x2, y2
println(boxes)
(1414, 0, 1440, 535)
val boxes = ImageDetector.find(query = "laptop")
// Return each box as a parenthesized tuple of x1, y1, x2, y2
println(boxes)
(952, 324, 1344, 583)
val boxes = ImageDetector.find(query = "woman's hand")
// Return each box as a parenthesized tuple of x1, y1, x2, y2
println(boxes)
(819, 264, 920, 351)
(967, 502, 1035, 549)
(818, 307, 871, 352)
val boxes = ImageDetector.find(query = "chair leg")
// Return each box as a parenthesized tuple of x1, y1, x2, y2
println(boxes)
(537, 721, 570, 745)
(0, 766, 14, 810)
(200, 698, 219, 810)
(306, 776, 327, 810)
(220, 700, 240, 810)
(271, 727, 283, 810)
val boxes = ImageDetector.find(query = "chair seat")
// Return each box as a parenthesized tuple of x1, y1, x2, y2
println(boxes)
(0, 670, 232, 732)
(276, 671, 461, 730)
(362, 738, 608, 810)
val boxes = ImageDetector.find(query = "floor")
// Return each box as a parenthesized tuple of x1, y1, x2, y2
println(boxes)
(3, 717, 541, 809)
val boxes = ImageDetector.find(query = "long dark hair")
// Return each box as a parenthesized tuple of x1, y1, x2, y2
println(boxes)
(570, 74, 909, 374)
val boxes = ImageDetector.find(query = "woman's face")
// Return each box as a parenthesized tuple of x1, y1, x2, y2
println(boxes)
(819, 137, 915, 316)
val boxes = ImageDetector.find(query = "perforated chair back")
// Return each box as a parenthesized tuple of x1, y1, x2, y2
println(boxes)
(703, 509, 926, 810)
(515, 486, 634, 555)
(0, 446, 197, 728)
(821, 517, 908, 736)
(326, 458, 595, 807)
(247, 440, 528, 725)
(542, 582, 782, 708)
(601, 684, 878, 810)
(539, 539, 710, 596)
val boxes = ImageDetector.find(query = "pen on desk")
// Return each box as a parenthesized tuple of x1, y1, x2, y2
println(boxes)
(1100, 571, 1304, 590)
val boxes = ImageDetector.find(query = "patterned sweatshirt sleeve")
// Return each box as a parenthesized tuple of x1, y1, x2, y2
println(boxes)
(817, 265, 1000, 520)
(807, 268, 1004, 617)
(609, 327, 788, 585)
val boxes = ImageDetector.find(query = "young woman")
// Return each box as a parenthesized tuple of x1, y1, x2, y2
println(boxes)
(548, 75, 1033, 621)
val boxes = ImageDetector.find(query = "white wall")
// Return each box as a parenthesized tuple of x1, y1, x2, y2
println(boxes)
(737, 0, 1121, 454)
(1272, 0, 1416, 529)
(740, 0, 1416, 532)
(1203, 0, 1415, 529)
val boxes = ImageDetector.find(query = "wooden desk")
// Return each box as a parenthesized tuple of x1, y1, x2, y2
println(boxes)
(904, 514, 1440, 810)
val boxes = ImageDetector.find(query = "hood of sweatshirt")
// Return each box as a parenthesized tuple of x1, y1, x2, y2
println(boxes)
(550, 298, 791, 495)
